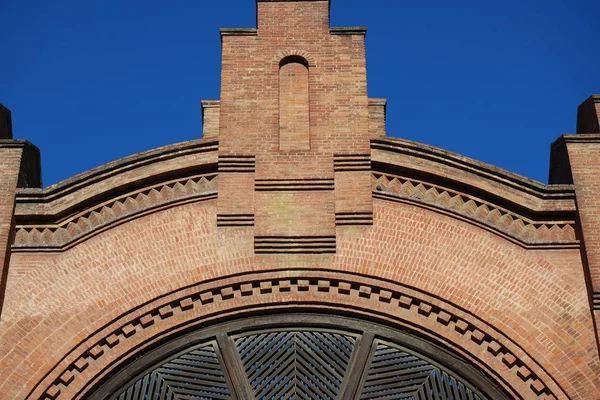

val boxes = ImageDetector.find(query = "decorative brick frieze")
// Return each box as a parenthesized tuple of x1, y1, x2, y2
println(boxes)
(373, 172, 577, 248)
(372, 138, 576, 206)
(13, 173, 217, 251)
(9, 160, 580, 251)
(33, 271, 562, 400)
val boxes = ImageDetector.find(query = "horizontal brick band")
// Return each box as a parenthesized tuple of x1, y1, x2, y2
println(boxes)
(593, 293, 600, 311)
(218, 155, 255, 173)
(335, 212, 373, 226)
(255, 236, 336, 253)
(333, 154, 371, 171)
(217, 214, 255, 227)
(255, 179, 334, 191)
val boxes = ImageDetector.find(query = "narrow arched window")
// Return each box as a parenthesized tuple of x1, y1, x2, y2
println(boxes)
(279, 56, 310, 150)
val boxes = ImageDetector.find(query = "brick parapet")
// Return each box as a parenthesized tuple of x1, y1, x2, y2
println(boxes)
(549, 94, 600, 348)
(373, 137, 577, 212)
(8, 138, 580, 252)
(14, 138, 217, 217)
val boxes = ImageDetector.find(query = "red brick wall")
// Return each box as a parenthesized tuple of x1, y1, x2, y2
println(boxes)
(556, 96, 600, 350)
(0, 145, 23, 317)
(218, 0, 371, 246)
(201, 100, 220, 139)
(1, 200, 598, 398)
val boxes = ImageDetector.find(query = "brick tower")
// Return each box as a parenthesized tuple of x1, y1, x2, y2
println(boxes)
(211, 0, 375, 253)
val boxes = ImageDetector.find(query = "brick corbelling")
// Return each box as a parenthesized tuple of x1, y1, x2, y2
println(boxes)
(28, 270, 563, 400)
(219, 28, 257, 37)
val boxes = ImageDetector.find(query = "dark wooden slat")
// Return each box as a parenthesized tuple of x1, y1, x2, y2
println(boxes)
(337, 332, 374, 400)
(216, 334, 254, 400)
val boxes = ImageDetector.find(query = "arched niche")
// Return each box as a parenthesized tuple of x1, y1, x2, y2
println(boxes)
(279, 55, 310, 151)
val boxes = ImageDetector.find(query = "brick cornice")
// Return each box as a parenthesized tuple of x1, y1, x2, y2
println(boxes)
(373, 174, 577, 249)
(13, 175, 217, 252)
(372, 137, 575, 200)
(219, 28, 257, 37)
(16, 139, 217, 205)
(330, 26, 367, 35)
(558, 133, 600, 144)
(0, 139, 37, 149)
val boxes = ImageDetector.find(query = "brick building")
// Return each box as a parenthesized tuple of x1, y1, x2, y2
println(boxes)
(1, 0, 600, 399)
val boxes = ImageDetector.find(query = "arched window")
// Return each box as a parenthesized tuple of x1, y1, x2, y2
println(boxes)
(279, 56, 310, 150)
(89, 315, 505, 400)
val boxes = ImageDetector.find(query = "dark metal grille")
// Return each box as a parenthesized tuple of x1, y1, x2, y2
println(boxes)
(235, 331, 356, 399)
(359, 341, 485, 400)
(117, 342, 232, 400)
(108, 322, 498, 400)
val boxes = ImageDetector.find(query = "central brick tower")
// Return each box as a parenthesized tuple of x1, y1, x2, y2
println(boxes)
(210, 0, 378, 253)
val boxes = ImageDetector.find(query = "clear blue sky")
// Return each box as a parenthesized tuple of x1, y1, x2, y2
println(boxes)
(2, 0, 599, 186)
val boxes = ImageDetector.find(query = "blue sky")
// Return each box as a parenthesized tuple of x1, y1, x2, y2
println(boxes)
(2, 0, 599, 186)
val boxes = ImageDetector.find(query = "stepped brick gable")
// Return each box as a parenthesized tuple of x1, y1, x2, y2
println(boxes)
(0, 1, 599, 399)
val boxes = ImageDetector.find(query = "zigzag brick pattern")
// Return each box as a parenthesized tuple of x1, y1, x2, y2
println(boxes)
(13, 174, 217, 251)
(373, 173, 577, 247)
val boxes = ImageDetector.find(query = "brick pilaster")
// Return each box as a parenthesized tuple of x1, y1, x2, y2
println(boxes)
(0, 105, 41, 318)
(550, 94, 600, 349)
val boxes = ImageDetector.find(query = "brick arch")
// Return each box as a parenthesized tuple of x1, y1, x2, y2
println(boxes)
(29, 269, 564, 400)
(272, 49, 317, 68)
(1, 200, 598, 399)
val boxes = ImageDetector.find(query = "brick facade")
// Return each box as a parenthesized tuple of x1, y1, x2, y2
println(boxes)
(0, 1, 599, 399)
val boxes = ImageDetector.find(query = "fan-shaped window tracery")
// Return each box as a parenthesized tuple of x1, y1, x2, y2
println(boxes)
(108, 319, 499, 400)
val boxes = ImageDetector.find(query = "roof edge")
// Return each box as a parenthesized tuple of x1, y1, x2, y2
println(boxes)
(371, 137, 572, 199)
(18, 138, 218, 200)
